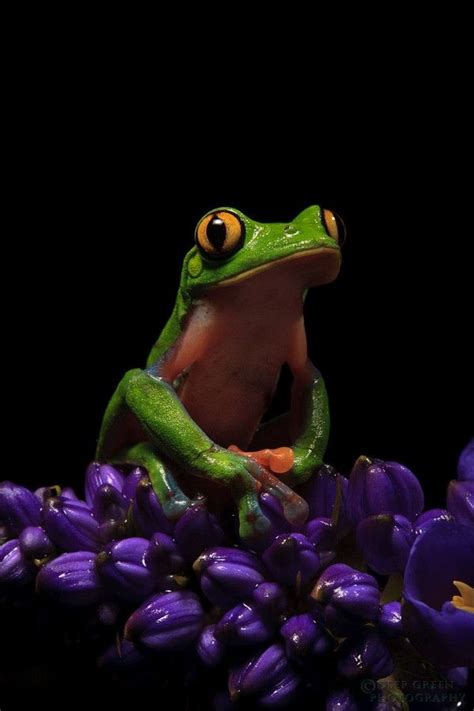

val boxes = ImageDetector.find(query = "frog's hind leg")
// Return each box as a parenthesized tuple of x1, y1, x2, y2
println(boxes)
(110, 442, 191, 520)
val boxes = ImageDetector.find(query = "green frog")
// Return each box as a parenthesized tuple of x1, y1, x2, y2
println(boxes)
(97, 206, 343, 539)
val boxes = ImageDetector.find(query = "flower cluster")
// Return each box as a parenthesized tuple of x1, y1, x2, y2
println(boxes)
(0, 442, 472, 708)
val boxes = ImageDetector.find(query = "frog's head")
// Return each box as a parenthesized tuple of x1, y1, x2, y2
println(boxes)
(182, 206, 343, 298)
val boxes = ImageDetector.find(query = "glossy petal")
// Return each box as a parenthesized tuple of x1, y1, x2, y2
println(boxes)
(19, 526, 54, 562)
(313, 563, 380, 636)
(84, 462, 125, 506)
(457, 439, 474, 481)
(36, 551, 103, 605)
(125, 591, 204, 651)
(356, 513, 414, 574)
(337, 629, 393, 680)
(280, 613, 330, 658)
(304, 517, 337, 566)
(377, 601, 402, 638)
(228, 643, 289, 698)
(92, 483, 128, 524)
(197, 624, 225, 667)
(262, 533, 320, 587)
(402, 519, 474, 667)
(447, 480, 474, 527)
(300, 465, 350, 537)
(215, 602, 274, 646)
(0, 539, 34, 585)
(174, 503, 225, 563)
(347, 457, 424, 524)
(0, 481, 41, 536)
(42, 497, 101, 552)
(132, 477, 174, 537)
(97, 537, 156, 602)
(195, 547, 266, 608)
(122, 467, 144, 501)
(252, 582, 288, 619)
(145, 532, 184, 575)
(414, 508, 453, 536)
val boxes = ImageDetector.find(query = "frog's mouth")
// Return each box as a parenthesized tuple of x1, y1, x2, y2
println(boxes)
(208, 247, 341, 290)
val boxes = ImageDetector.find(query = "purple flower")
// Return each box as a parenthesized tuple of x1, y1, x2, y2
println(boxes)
(304, 517, 337, 566)
(228, 643, 299, 706)
(356, 513, 414, 575)
(347, 456, 424, 524)
(197, 624, 225, 667)
(337, 629, 394, 680)
(0, 481, 41, 536)
(313, 563, 380, 636)
(92, 483, 128, 524)
(414, 508, 453, 536)
(42, 497, 101, 552)
(85, 462, 125, 506)
(0, 539, 34, 585)
(215, 602, 274, 646)
(280, 613, 331, 658)
(125, 591, 204, 651)
(174, 503, 225, 563)
(36, 551, 103, 605)
(457, 439, 474, 481)
(96, 537, 156, 603)
(252, 582, 288, 619)
(262, 533, 321, 587)
(194, 547, 266, 608)
(145, 532, 184, 575)
(122, 467, 143, 502)
(19, 526, 54, 562)
(402, 519, 474, 667)
(132, 477, 174, 537)
(300, 464, 350, 537)
(377, 601, 402, 638)
(447, 480, 474, 527)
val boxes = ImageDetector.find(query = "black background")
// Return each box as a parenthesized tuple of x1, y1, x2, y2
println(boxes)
(3, 33, 473, 706)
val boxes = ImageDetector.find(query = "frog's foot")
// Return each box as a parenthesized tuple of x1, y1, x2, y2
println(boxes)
(227, 447, 308, 529)
(110, 442, 191, 521)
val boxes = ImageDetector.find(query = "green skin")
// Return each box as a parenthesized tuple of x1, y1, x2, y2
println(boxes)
(96, 206, 341, 540)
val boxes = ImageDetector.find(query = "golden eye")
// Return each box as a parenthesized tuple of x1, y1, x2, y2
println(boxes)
(195, 210, 245, 259)
(321, 208, 346, 244)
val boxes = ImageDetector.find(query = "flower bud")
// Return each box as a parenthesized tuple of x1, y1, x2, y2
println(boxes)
(197, 624, 225, 667)
(96, 537, 156, 603)
(300, 464, 350, 537)
(313, 563, 380, 636)
(337, 629, 394, 680)
(145, 532, 184, 575)
(42, 497, 100, 552)
(262, 533, 320, 587)
(85, 462, 125, 506)
(252, 582, 288, 619)
(356, 513, 414, 575)
(228, 643, 299, 706)
(280, 613, 331, 658)
(133, 477, 174, 537)
(0, 539, 34, 585)
(125, 591, 204, 651)
(174, 503, 225, 563)
(215, 602, 274, 646)
(19, 526, 54, 562)
(122, 467, 143, 502)
(92, 483, 128, 524)
(377, 601, 402, 638)
(347, 456, 424, 524)
(447, 480, 474, 527)
(194, 547, 266, 608)
(0, 481, 41, 535)
(36, 551, 103, 605)
(304, 517, 337, 566)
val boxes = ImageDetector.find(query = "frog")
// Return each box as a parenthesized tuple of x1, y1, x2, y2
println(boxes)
(96, 205, 343, 540)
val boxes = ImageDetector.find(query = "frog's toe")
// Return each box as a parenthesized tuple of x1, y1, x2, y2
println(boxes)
(162, 493, 192, 520)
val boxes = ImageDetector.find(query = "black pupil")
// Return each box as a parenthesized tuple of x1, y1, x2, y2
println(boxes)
(206, 216, 227, 250)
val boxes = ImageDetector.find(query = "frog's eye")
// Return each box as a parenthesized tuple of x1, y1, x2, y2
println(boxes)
(321, 208, 346, 245)
(195, 211, 245, 260)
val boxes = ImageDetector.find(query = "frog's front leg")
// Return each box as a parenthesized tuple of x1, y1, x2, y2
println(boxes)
(98, 364, 307, 540)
